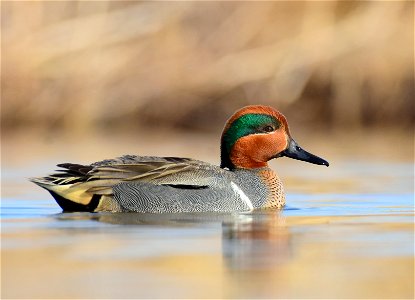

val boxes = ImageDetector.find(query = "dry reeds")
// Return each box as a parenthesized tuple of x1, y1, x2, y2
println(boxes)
(2, 1, 413, 133)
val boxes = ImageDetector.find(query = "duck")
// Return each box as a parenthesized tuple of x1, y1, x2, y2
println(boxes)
(30, 105, 329, 213)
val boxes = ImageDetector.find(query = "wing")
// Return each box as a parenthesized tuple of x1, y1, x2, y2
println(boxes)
(88, 156, 223, 186)
(31, 155, 224, 211)
(90, 156, 242, 213)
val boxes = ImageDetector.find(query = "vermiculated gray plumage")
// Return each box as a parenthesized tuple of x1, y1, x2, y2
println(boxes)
(30, 155, 281, 213)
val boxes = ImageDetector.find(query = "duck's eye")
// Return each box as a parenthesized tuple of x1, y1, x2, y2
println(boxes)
(262, 125, 274, 132)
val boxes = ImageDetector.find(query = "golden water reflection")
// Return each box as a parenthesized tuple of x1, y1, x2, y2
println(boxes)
(4, 210, 410, 298)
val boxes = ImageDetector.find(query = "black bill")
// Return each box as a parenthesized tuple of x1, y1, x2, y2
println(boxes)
(281, 139, 329, 166)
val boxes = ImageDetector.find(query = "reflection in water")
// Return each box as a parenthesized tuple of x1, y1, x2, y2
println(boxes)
(4, 199, 413, 298)
(222, 212, 292, 270)
(57, 210, 292, 271)
(56, 211, 252, 226)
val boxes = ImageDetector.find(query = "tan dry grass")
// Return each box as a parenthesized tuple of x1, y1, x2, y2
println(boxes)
(2, 1, 414, 133)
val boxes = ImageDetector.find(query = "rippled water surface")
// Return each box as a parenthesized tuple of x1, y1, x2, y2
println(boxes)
(2, 132, 414, 299)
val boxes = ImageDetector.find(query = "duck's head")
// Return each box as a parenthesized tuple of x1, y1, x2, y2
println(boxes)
(220, 105, 329, 170)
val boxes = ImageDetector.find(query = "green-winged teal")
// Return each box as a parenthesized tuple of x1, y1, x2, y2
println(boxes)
(31, 105, 329, 213)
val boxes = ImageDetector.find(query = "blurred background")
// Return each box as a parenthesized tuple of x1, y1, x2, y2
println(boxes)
(1, 0, 414, 174)
(2, 1, 413, 138)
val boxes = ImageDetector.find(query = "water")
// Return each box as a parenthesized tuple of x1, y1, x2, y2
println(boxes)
(1, 132, 414, 298)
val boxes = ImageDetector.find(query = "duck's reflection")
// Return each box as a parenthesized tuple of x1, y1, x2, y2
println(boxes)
(55, 210, 292, 270)
(221, 212, 291, 270)
(56, 211, 252, 226)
